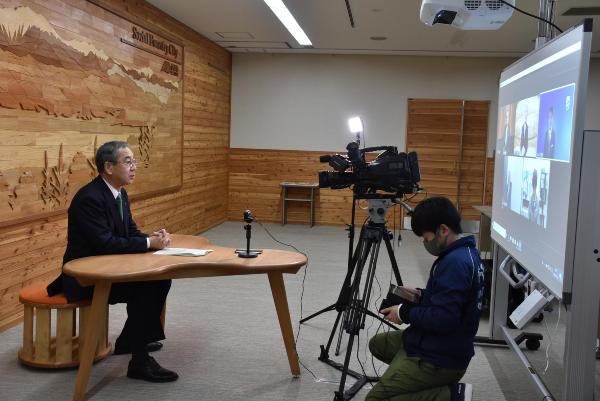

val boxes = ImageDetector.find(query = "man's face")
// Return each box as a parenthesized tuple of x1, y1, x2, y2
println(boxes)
(421, 224, 450, 257)
(104, 147, 136, 187)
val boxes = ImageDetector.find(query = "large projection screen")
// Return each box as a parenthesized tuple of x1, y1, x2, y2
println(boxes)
(491, 21, 593, 298)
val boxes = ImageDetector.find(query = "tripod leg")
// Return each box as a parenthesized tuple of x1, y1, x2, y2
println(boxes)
(300, 304, 336, 324)
(323, 235, 369, 357)
(383, 233, 404, 286)
(333, 234, 373, 355)
(360, 236, 383, 329)
(334, 329, 358, 401)
(334, 311, 345, 356)
(303, 230, 364, 325)
(320, 310, 343, 361)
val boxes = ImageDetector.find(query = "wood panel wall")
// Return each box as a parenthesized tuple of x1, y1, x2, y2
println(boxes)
(0, 0, 231, 331)
(228, 148, 404, 228)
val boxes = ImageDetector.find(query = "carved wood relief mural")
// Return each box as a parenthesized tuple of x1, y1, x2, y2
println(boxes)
(0, 0, 183, 225)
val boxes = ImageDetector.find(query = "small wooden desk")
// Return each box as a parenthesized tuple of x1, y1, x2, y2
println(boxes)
(473, 205, 492, 260)
(63, 234, 307, 401)
(280, 182, 319, 227)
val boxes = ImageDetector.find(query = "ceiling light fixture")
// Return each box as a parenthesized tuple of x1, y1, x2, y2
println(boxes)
(263, 0, 312, 46)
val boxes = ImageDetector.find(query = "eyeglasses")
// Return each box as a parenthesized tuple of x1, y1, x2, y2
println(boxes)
(118, 158, 137, 168)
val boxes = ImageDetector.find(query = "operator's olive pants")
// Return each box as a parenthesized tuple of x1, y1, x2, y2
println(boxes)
(365, 330, 466, 401)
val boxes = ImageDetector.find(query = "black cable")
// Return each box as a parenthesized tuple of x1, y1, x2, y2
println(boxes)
(254, 219, 319, 380)
(499, 0, 563, 33)
(548, 0, 556, 37)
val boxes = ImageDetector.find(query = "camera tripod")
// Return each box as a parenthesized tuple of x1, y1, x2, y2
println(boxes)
(301, 194, 412, 401)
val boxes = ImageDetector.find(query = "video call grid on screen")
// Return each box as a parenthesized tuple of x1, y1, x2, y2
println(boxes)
(491, 24, 589, 298)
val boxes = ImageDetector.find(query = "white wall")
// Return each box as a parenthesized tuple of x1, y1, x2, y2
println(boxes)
(231, 54, 600, 154)
(585, 59, 600, 131)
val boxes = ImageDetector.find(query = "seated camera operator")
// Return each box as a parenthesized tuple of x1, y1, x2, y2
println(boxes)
(367, 197, 484, 401)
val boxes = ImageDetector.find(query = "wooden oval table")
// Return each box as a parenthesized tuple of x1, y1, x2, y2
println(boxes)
(63, 234, 307, 401)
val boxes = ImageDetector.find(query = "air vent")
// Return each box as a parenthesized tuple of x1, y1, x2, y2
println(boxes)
(464, 0, 482, 11)
(216, 41, 291, 50)
(485, 0, 503, 11)
(563, 7, 600, 16)
(215, 32, 254, 39)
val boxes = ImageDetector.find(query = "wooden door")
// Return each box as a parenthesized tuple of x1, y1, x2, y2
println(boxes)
(406, 99, 464, 207)
(405, 99, 490, 225)
(458, 101, 490, 221)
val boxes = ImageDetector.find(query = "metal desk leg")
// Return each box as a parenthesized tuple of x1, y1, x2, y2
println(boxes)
(281, 187, 286, 225)
(310, 188, 314, 227)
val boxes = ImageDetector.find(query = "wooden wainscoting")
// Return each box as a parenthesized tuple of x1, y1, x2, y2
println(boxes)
(0, 0, 231, 331)
(228, 148, 405, 228)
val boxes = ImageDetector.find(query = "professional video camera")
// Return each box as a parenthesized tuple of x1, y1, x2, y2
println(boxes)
(319, 141, 421, 195)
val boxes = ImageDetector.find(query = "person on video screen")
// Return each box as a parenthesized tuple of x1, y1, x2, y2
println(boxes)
(529, 169, 540, 225)
(503, 107, 514, 156)
(543, 107, 556, 159)
(366, 197, 484, 401)
(520, 108, 529, 156)
(503, 170, 512, 209)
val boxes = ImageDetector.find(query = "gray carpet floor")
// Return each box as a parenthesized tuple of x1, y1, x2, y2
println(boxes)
(0, 221, 598, 401)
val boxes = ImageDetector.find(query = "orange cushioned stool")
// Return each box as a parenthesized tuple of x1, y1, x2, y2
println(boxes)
(18, 282, 112, 368)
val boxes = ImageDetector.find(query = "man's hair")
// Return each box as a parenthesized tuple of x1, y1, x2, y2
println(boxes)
(411, 196, 463, 236)
(95, 141, 130, 173)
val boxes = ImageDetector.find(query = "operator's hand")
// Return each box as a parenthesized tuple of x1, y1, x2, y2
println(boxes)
(379, 305, 402, 324)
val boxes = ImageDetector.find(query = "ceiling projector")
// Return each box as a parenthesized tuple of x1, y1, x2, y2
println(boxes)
(420, 0, 515, 30)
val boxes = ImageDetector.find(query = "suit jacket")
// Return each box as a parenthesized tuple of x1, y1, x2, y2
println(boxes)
(543, 128, 556, 159)
(520, 123, 528, 155)
(503, 125, 514, 155)
(48, 176, 148, 301)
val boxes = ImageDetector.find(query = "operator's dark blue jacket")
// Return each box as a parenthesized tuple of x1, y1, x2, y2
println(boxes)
(399, 235, 484, 370)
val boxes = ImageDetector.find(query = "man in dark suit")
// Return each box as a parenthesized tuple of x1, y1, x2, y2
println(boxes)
(502, 106, 514, 156)
(520, 109, 529, 156)
(543, 107, 556, 159)
(47, 141, 178, 382)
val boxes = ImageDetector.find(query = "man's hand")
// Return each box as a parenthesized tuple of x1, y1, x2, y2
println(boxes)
(379, 305, 402, 324)
(149, 228, 171, 249)
(399, 286, 421, 303)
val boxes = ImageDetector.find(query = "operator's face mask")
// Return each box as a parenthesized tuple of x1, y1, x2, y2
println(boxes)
(423, 227, 448, 257)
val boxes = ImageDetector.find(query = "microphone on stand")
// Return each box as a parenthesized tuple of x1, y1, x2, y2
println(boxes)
(235, 210, 262, 258)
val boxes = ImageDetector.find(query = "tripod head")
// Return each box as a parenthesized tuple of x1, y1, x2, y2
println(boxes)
(359, 194, 414, 225)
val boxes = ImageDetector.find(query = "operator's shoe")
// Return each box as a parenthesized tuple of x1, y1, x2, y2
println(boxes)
(450, 383, 473, 401)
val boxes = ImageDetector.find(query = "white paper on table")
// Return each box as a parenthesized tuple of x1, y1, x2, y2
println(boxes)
(153, 248, 213, 257)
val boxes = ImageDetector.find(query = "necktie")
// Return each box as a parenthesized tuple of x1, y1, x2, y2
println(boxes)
(116, 193, 123, 221)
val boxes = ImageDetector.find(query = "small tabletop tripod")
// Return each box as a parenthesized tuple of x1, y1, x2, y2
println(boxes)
(302, 194, 412, 401)
(236, 210, 262, 258)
